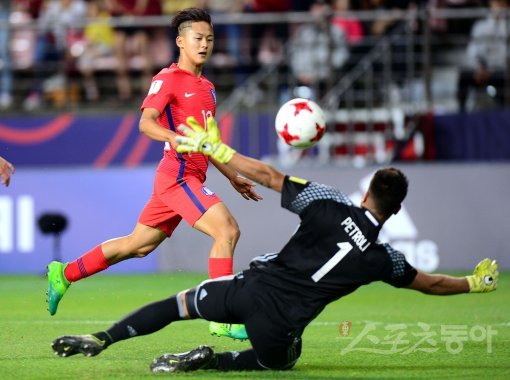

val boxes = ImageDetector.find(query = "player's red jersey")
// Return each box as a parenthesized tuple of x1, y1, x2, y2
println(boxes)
(141, 63, 216, 181)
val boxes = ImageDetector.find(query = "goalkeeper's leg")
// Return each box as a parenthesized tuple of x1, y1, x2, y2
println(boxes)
(202, 337, 302, 371)
(53, 293, 186, 357)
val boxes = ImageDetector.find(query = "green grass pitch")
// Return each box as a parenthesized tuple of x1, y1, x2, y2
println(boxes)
(0, 273, 508, 379)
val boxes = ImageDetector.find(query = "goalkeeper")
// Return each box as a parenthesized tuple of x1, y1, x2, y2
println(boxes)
(51, 116, 499, 373)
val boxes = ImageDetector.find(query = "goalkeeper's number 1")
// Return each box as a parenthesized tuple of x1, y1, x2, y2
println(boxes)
(312, 242, 353, 282)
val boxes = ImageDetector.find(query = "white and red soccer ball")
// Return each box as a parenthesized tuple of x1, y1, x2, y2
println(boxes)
(275, 98, 327, 149)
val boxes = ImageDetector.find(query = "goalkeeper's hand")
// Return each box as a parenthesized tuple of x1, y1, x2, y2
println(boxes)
(466, 258, 499, 293)
(176, 116, 236, 164)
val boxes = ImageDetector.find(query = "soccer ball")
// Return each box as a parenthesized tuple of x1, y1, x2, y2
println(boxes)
(275, 98, 327, 149)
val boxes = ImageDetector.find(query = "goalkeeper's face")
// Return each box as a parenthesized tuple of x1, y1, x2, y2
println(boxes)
(177, 21, 214, 67)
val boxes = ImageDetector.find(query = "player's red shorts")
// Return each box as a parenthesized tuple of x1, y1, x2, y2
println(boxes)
(138, 170, 222, 236)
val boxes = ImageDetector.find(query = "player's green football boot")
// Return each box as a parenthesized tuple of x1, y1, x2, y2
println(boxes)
(47, 261, 70, 316)
(209, 322, 248, 341)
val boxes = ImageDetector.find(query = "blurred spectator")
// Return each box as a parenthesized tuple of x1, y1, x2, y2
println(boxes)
(244, 0, 291, 66)
(332, 0, 364, 46)
(0, 155, 14, 187)
(360, 0, 421, 90)
(14, 0, 44, 19)
(429, 0, 484, 35)
(288, 0, 349, 100)
(0, 0, 13, 109)
(197, 0, 245, 66)
(106, 0, 162, 101)
(161, 0, 198, 15)
(76, 0, 115, 102)
(457, 0, 509, 111)
(361, 0, 411, 37)
(23, 0, 87, 110)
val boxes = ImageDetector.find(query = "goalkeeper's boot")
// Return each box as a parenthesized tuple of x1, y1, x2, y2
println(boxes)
(209, 322, 248, 341)
(47, 261, 70, 316)
(151, 345, 214, 373)
(52, 335, 106, 357)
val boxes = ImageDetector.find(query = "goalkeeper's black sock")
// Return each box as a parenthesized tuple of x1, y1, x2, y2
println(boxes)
(93, 295, 181, 347)
(204, 349, 266, 371)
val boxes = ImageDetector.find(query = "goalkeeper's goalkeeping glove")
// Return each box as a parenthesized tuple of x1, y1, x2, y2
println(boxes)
(466, 258, 499, 293)
(176, 116, 236, 164)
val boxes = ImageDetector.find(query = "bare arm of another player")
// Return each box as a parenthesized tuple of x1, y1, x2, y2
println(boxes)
(210, 158, 263, 201)
(0, 156, 15, 187)
(139, 108, 179, 145)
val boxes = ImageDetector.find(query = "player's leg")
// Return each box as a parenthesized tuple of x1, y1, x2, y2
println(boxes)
(151, 278, 302, 372)
(52, 291, 187, 357)
(164, 176, 246, 339)
(150, 277, 253, 372)
(193, 203, 248, 340)
(193, 202, 240, 278)
(52, 278, 234, 359)
(47, 223, 167, 316)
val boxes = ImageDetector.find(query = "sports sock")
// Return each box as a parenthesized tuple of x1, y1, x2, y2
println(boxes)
(205, 349, 265, 371)
(63, 245, 109, 283)
(208, 257, 233, 279)
(95, 296, 181, 347)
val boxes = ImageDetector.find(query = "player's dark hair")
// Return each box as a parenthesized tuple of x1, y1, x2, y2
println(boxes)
(170, 8, 212, 34)
(368, 167, 409, 218)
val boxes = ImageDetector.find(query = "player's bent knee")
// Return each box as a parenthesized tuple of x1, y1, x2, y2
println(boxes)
(258, 337, 302, 370)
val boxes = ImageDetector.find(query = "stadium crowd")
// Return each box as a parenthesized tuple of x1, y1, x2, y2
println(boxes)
(0, 0, 503, 112)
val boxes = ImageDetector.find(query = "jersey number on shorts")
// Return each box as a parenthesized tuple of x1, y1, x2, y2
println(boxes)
(311, 242, 353, 282)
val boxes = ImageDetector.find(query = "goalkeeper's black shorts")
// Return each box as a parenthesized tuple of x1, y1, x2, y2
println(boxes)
(184, 272, 302, 370)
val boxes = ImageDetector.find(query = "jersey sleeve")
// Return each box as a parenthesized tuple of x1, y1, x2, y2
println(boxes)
(380, 243, 418, 288)
(281, 175, 353, 215)
(141, 76, 174, 113)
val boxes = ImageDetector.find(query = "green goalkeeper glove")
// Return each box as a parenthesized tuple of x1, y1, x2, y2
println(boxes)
(466, 258, 499, 293)
(176, 116, 236, 164)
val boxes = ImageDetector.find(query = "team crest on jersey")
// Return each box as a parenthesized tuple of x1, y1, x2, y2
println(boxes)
(201, 186, 215, 196)
(210, 89, 216, 104)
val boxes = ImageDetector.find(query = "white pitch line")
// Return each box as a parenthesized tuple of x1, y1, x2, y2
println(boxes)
(3, 320, 510, 327)
(308, 320, 510, 328)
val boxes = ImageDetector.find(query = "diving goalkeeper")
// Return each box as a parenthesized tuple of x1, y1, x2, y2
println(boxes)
(51, 116, 499, 373)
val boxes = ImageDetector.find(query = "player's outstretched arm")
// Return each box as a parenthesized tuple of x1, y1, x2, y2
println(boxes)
(177, 116, 285, 192)
(405, 258, 498, 295)
(209, 158, 263, 201)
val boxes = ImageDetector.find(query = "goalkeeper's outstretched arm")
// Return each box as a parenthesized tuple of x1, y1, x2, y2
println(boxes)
(228, 153, 285, 193)
(405, 258, 498, 295)
(405, 271, 470, 295)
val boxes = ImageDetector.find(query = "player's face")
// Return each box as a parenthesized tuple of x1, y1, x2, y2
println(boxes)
(177, 21, 214, 68)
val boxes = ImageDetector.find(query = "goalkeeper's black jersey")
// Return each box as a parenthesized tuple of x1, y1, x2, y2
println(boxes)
(244, 176, 417, 330)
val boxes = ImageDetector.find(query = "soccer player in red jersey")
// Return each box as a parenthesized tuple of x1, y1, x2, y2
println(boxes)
(46, 8, 260, 339)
